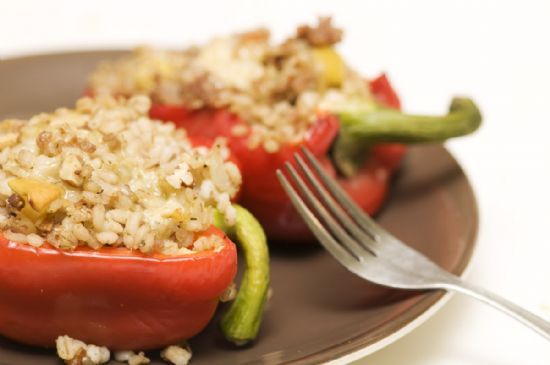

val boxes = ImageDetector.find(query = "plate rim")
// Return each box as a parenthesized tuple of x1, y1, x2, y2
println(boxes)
(292, 146, 479, 364)
(328, 269, 470, 364)
(0, 50, 479, 365)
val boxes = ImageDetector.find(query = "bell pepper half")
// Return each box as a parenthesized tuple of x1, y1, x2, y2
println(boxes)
(0, 207, 270, 350)
(148, 74, 482, 243)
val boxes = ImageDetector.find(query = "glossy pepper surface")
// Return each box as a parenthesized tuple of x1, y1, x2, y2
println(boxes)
(0, 226, 236, 350)
(148, 74, 406, 242)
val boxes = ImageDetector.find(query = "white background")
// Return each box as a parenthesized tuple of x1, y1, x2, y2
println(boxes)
(1, 0, 549, 364)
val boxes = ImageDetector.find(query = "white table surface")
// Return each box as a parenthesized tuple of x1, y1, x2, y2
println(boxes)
(1, 1, 549, 364)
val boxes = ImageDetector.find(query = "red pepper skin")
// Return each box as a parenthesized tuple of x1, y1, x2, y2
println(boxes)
(243, 152, 394, 242)
(370, 73, 401, 110)
(0, 227, 237, 350)
(369, 73, 407, 173)
(137, 74, 405, 242)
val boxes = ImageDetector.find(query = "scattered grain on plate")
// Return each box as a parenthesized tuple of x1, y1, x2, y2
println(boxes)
(114, 350, 151, 365)
(161, 344, 192, 365)
(55, 335, 110, 365)
(219, 282, 237, 302)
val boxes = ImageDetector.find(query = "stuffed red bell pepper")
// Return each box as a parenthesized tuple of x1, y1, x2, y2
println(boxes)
(88, 17, 482, 243)
(0, 96, 269, 363)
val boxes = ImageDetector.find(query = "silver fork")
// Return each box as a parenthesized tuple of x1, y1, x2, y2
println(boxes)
(276, 147, 550, 340)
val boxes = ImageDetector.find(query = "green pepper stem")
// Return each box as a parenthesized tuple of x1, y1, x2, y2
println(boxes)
(331, 97, 482, 176)
(214, 205, 270, 345)
(338, 97, 481, 142)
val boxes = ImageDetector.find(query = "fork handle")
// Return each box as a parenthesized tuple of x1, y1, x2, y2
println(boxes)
(440, 278, 550, 340)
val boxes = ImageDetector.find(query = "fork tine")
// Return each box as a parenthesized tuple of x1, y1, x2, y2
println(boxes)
(283, 162, 372, 259)
(276, 170, 360, 268)
(293, 153, 379, 253)
(301, 147, 386, 240)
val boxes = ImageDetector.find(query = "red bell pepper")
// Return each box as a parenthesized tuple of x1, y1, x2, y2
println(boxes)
(370, 73, 401, 110)
(0, 226, 235, 350)
(86, 17, 482, 244)
(110, 76, 481, 243)
(148, 75, 407, 242)
(0, 204, 270, 349)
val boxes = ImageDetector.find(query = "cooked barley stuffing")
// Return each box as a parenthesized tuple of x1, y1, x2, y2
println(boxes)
(89, 17, 373, 150)
(0, 95, 241, 255)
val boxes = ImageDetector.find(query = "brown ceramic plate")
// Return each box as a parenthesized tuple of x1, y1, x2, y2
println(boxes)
(0, 51, 478, 365)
